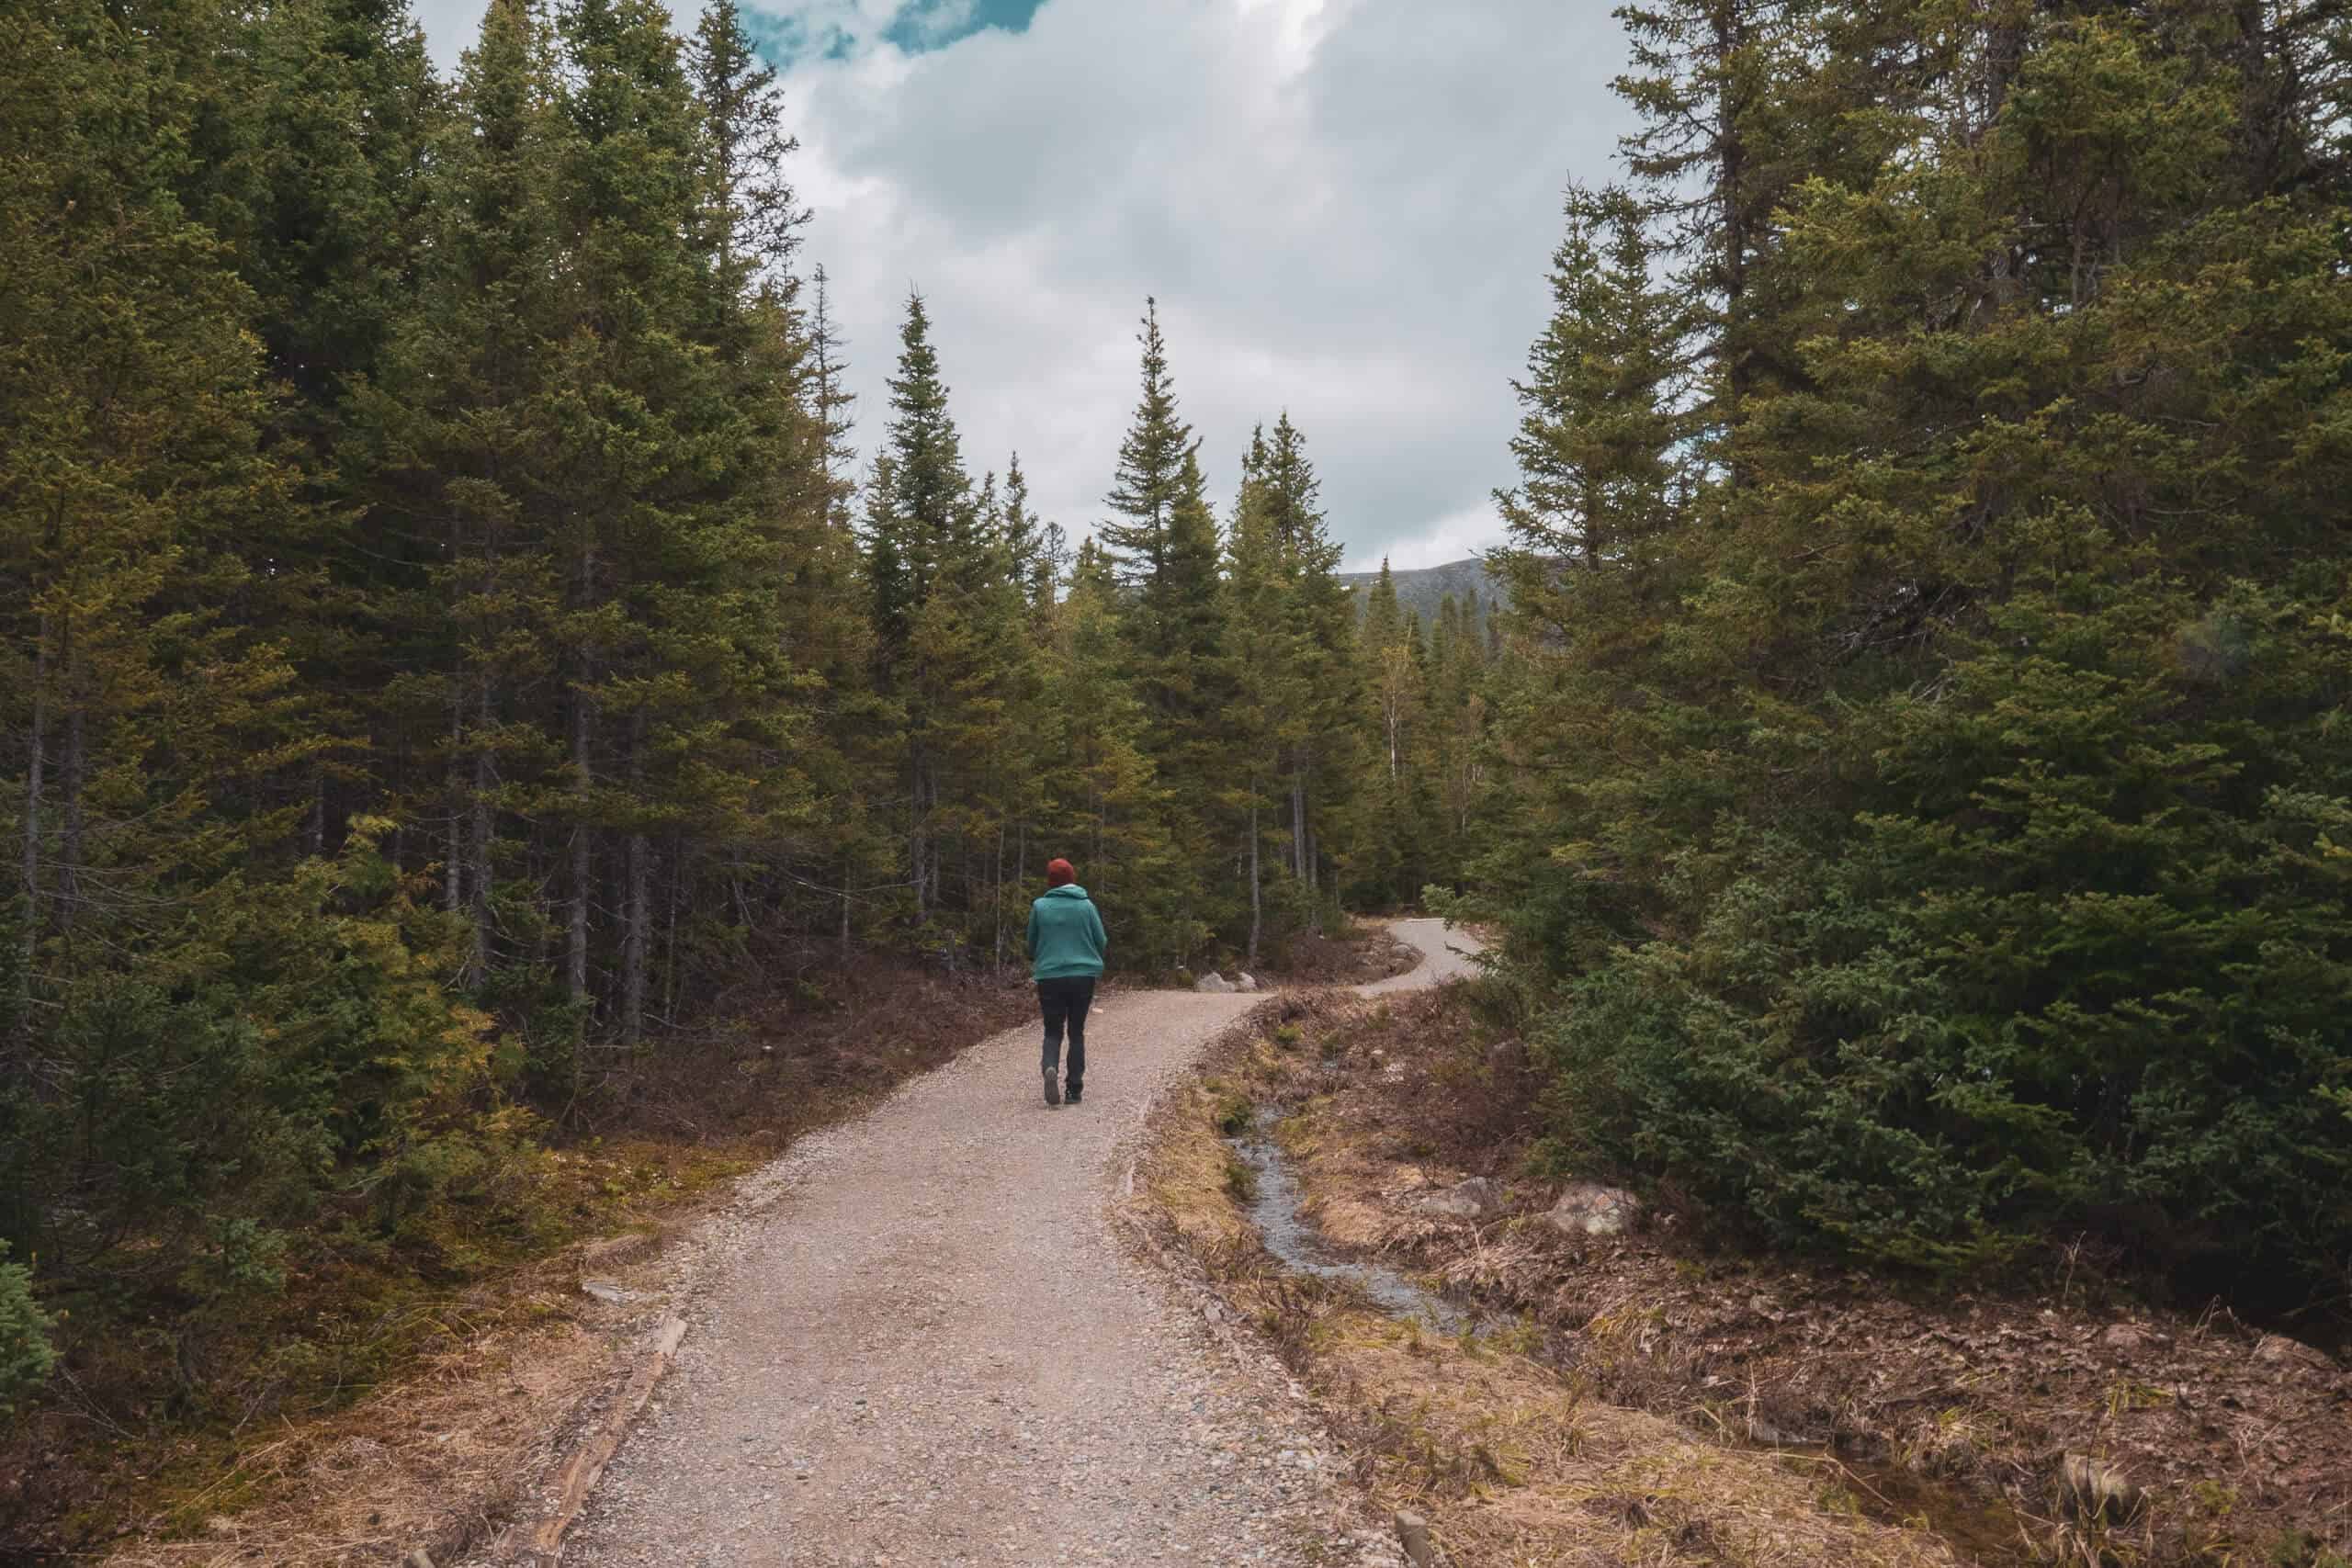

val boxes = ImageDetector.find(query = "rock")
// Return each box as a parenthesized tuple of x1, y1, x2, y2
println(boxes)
(580, 1278, 630, 1304)
(1394, 1507, 1433, 1566)
(1415, 1177, 1503, 1221)
(2061, 1452, 2143, 1523)
(1234, 971, 1259, 992)
(1546, 1180, 1640, 1237)
(2252, 1333, 2336, 1372)
(1194, 972, 1234, 994)
(2101, 1323, 2148, 1355)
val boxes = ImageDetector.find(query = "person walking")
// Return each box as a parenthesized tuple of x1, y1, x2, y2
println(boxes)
(1027, 858, 1106, 1107)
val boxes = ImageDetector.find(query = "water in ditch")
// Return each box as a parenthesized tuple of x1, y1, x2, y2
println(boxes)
(1224, 1106, 1477, 1335)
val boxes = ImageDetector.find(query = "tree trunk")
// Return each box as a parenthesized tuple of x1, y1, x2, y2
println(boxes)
(569, 682, 594, 1010)
(1290, 775, 1306, 882)
(469, 682, 494, 985)
(1247, 794, 1261, 965)
(446, 695, 465, 913)
(662, 830, 681, 1027)
(623, 712, 649, 1047)
(306, 764, 326, 858)
(19, 613, 50, 997)
(992, 818, 1007, 969)
(910, 740, 929, 921)
(59, 652, 84, 933)
(839, 843, 854, 960)
(1713, 0, 1750, 410)
(1305, 818, 1319, 919)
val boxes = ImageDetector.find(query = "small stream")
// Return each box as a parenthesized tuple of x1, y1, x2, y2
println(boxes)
(1225, 1107, 1478, 1335)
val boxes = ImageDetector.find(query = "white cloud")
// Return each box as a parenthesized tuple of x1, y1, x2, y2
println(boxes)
(409, 0, 1636, 566)
(1350, 501, 1505, 574)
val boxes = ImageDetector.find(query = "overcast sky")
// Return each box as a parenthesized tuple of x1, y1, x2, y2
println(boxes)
(412, 0, 1634, 570)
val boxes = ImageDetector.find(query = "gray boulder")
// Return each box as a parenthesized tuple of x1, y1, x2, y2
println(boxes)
(1234, 971, 1260, 992)
(1415, 1177, 1503, 1221)
(1546, 1181, 1640, 1237)
(1194, 972, 1234, 994)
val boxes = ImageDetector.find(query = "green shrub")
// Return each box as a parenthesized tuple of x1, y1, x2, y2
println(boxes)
(1523, 578, 2352, 1287)
(0, 1240, 54, 1418)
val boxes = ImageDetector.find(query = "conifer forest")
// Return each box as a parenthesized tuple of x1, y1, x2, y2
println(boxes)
(4, 0, 2352, 1542)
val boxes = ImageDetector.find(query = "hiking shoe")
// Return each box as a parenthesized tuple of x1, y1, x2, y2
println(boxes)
(1066, 1084, 1082, 1105)
(1043, 1069, 1061, 1107)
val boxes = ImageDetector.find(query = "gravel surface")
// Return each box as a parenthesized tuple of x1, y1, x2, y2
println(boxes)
(552, 921, 1472, 1568)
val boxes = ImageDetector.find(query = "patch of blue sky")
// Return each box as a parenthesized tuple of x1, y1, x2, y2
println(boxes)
(741, 0, 1044, 69)
(738, 7, 854, 68)
(883, 0, 1044, 52)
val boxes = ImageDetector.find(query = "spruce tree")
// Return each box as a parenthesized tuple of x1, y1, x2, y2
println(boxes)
(1220, 430, 1307, 961)
(1099, 299, 1191, 589)
(863, 292, 1019, 947)
(1034, 541, 1171, 946)
(1098, 303, 1227, 963)
(1258, 413, 1358, 911)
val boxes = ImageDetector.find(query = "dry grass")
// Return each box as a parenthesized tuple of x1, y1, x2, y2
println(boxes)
(1130, 1025, 1968, 1568)
(101, 1281, 614, 1567)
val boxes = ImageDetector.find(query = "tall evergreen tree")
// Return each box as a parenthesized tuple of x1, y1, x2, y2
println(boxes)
(1099, 298, 1191, 590)
(1098, 302, 1228, 963)
(1219, 430, 1306, 963)
(861, 292, 1022, 949)
(1258, 412, 1359, 910)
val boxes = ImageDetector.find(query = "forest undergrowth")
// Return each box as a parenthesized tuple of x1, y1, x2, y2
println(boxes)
(0, 949, 1034, 1560)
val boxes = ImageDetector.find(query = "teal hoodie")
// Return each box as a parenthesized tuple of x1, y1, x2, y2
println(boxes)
(1027, 885, 1107, 981)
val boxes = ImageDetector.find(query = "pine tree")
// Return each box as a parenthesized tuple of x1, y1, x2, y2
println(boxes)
(689, 0, 803, 328)
(1099, 299, 1191, 589)
(1034, 541, 1171, 948)
(1098, 303, 1228, 963)
(1258, 413, 1359, 913)
(862, 292, 1023, 950)
(1000, 455, 1052, 616)
(1498, 185, 1686, 581)
(1219, 430, 1307, 963)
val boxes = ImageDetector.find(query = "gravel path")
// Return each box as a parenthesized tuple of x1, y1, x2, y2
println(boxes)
(560, 920, 1473, 1568)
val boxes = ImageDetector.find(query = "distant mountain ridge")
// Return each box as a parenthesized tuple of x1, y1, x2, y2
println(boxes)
(1336, 557, 1508, 630)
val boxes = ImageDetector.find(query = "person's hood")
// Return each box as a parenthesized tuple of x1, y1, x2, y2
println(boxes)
(1040, 884, 1091, 900)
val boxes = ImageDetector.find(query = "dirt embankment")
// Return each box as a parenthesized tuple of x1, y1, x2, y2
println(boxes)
(1135, 983, 2352, 1567)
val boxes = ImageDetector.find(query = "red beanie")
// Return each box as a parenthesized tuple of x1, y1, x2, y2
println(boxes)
(1046, 858, 1076, 887)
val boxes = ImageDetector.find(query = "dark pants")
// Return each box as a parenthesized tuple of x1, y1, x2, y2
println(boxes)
(1038, 976, 1095, 1093)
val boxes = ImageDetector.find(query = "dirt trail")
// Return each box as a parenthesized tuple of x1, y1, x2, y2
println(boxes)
(548, 920, 1476, 1567)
